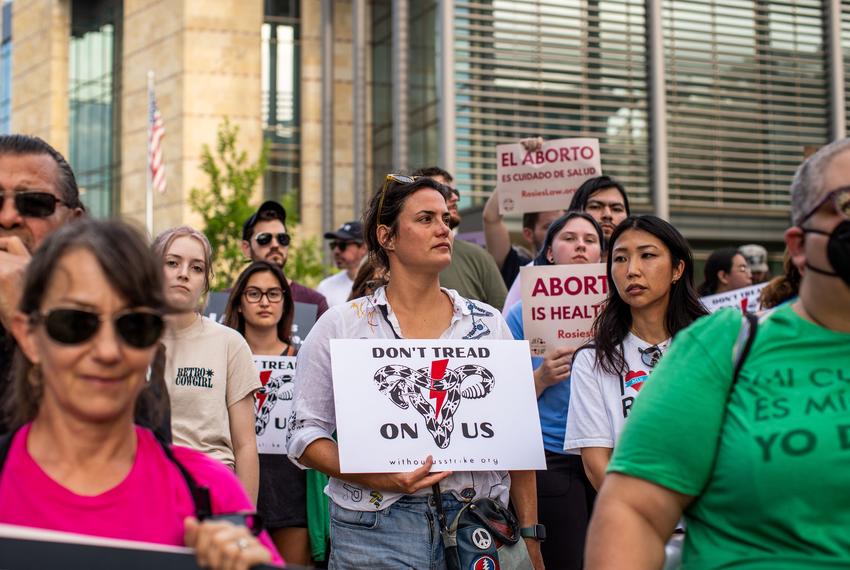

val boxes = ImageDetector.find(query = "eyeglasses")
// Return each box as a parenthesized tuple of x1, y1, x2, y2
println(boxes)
(254, 232, 291, 247)
(31, 308, 164, 348)
(330, 240, 360, 252)
(638, 345, 663, 368)
(377, 174, 417, 222)
(2, 192, 70, 218)
(243, 287, 284, 304)
(799, 186, 850, 225)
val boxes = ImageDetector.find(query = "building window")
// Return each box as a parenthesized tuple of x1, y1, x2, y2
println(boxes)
(0, 1, 12, 135)
(371, 0, 393, 183)
(262, 0, 300, 213)
(69, 0, 122, 218)
(452, 0, 649, 206)
(664, 0, 826, 212)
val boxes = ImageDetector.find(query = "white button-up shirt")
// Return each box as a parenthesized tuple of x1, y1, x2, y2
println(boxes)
(286, 286, 513, 511)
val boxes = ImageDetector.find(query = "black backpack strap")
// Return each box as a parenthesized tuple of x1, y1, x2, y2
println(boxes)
(0, 427, 20, 476)
(732, 312, 759, 385)
(156, 437, 213, 520)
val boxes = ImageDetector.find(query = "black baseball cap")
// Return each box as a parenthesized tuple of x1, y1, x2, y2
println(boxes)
(243, 200, 286, 241)
(324, 221, 364, 242)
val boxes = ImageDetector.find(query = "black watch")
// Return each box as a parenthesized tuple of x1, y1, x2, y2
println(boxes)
(520, 524, 546, 541)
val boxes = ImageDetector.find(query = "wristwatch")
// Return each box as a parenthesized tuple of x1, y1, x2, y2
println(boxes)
(520, 524, 546, 541)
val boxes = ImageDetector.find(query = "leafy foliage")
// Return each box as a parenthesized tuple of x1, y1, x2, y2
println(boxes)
(189, 119, 330, 290)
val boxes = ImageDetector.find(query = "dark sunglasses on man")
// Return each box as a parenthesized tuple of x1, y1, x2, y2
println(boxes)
(330, 240, 359, 252)
(254, 232, 291, 247)
(31, 308, 165, 348)
(2, 192, 71, 218)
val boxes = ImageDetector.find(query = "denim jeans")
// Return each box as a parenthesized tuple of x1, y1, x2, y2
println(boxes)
(328, 493, 465, 570)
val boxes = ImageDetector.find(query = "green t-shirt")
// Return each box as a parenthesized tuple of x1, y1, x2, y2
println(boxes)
(608, 304, 850, 570)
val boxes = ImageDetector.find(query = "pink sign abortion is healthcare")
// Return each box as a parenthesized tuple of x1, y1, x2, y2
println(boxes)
(497, 137, 602, 215)
(520, 263, 608, 355)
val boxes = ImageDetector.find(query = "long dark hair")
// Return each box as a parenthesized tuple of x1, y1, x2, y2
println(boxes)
(591, 215, 708, 376)
(5, 219, 169, 429)
(698, 247, 740, 296)
(223, 261, 294, 343)
(533, 211, 605, 266)
(363, 176, 451, 270)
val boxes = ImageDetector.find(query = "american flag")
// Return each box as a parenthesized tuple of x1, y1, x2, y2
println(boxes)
(148, 86, 167, 194)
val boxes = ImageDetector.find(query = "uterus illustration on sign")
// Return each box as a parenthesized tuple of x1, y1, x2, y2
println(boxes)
(373, 358, 495, 448)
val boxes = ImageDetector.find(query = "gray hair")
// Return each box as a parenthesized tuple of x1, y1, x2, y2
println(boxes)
(790, 138, 850, 225)
(0, 134, 83, 209)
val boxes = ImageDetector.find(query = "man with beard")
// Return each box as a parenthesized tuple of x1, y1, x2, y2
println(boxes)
(317, 221, 367, 306)
(241, 201, 329, 318)
(412, 167, 507, 310)
(0, 135, 85, 430)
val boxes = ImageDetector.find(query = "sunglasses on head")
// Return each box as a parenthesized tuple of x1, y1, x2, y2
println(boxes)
(2, 192, 70, 218)
(799, 186, 850, 225)
(31, 308, 164, 348)
(254, 232, 291, 247)
(377, 174, 417, 221)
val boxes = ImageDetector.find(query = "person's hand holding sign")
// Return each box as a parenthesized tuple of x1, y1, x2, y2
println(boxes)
(533, 346, 576, 398)
(360, 455, 453, 495)
(184, 517, 274, 570)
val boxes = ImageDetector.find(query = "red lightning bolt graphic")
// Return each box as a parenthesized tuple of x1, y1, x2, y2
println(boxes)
(430, 359, 449, 420)
(256, 370, 272, 412)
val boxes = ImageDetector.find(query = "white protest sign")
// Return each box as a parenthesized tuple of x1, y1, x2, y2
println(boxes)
(700, 282, 768, 314)
(330, 340, 545, 473)
(497, 137, 602, 214)
(520, 264, 608, 354)
(253, 355, 297, 454)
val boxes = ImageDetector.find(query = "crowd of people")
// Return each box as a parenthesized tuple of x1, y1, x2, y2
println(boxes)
(0, 131, 847, 570)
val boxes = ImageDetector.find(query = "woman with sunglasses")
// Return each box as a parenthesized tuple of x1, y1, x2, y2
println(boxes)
(585, 141, 850, 570)
(153, 227, 261, 504)
(286, 175, 544, 569)
(504, 211, 604, 570)
(223, 261, 315, 565)
(565, 215, 707, 492)
(0, 219, 279, 568)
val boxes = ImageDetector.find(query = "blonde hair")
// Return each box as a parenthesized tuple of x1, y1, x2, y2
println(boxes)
(152, 226, 214, 306)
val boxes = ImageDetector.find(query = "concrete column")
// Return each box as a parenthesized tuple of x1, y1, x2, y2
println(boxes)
(391, 0, 408, 172)
(352, 0, 367, 216)
(826, 0, 846, 141)
(437, 0, 455, 177)
(646, 0, 669, 220)
(321, 0, 334, 235)
(10, 0, 71, 154)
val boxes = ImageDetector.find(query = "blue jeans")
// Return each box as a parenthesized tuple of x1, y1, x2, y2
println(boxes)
(328, 493, 465, 570)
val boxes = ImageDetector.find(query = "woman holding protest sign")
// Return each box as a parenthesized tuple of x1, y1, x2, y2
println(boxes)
(504, 211, 604, 569)
(0, 219, 279, 568)
(224, 261, 320, 565)
(153, 226, 260, 504)
(286, 175, 544, 569)
(565, 215, 707, 492)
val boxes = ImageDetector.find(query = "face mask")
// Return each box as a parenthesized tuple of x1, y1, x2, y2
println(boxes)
(803, 220, 850, 287)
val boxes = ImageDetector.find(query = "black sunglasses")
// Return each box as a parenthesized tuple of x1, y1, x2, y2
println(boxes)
(2, 192, 70, 218)
(638, 345, 663, 368)
(31, 308, 164, 348)
(254, 232, 291, 247)
(330, 240, 360, 252)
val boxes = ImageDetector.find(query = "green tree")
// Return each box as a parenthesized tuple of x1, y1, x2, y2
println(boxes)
(189, 119, 330, 290)
(189, 119, 268, 290)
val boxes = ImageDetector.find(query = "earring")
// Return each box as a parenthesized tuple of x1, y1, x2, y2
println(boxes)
(27, 363, 42, 388)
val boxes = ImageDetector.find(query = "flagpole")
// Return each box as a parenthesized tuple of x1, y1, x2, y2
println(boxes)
(146, 70, 154, 237)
